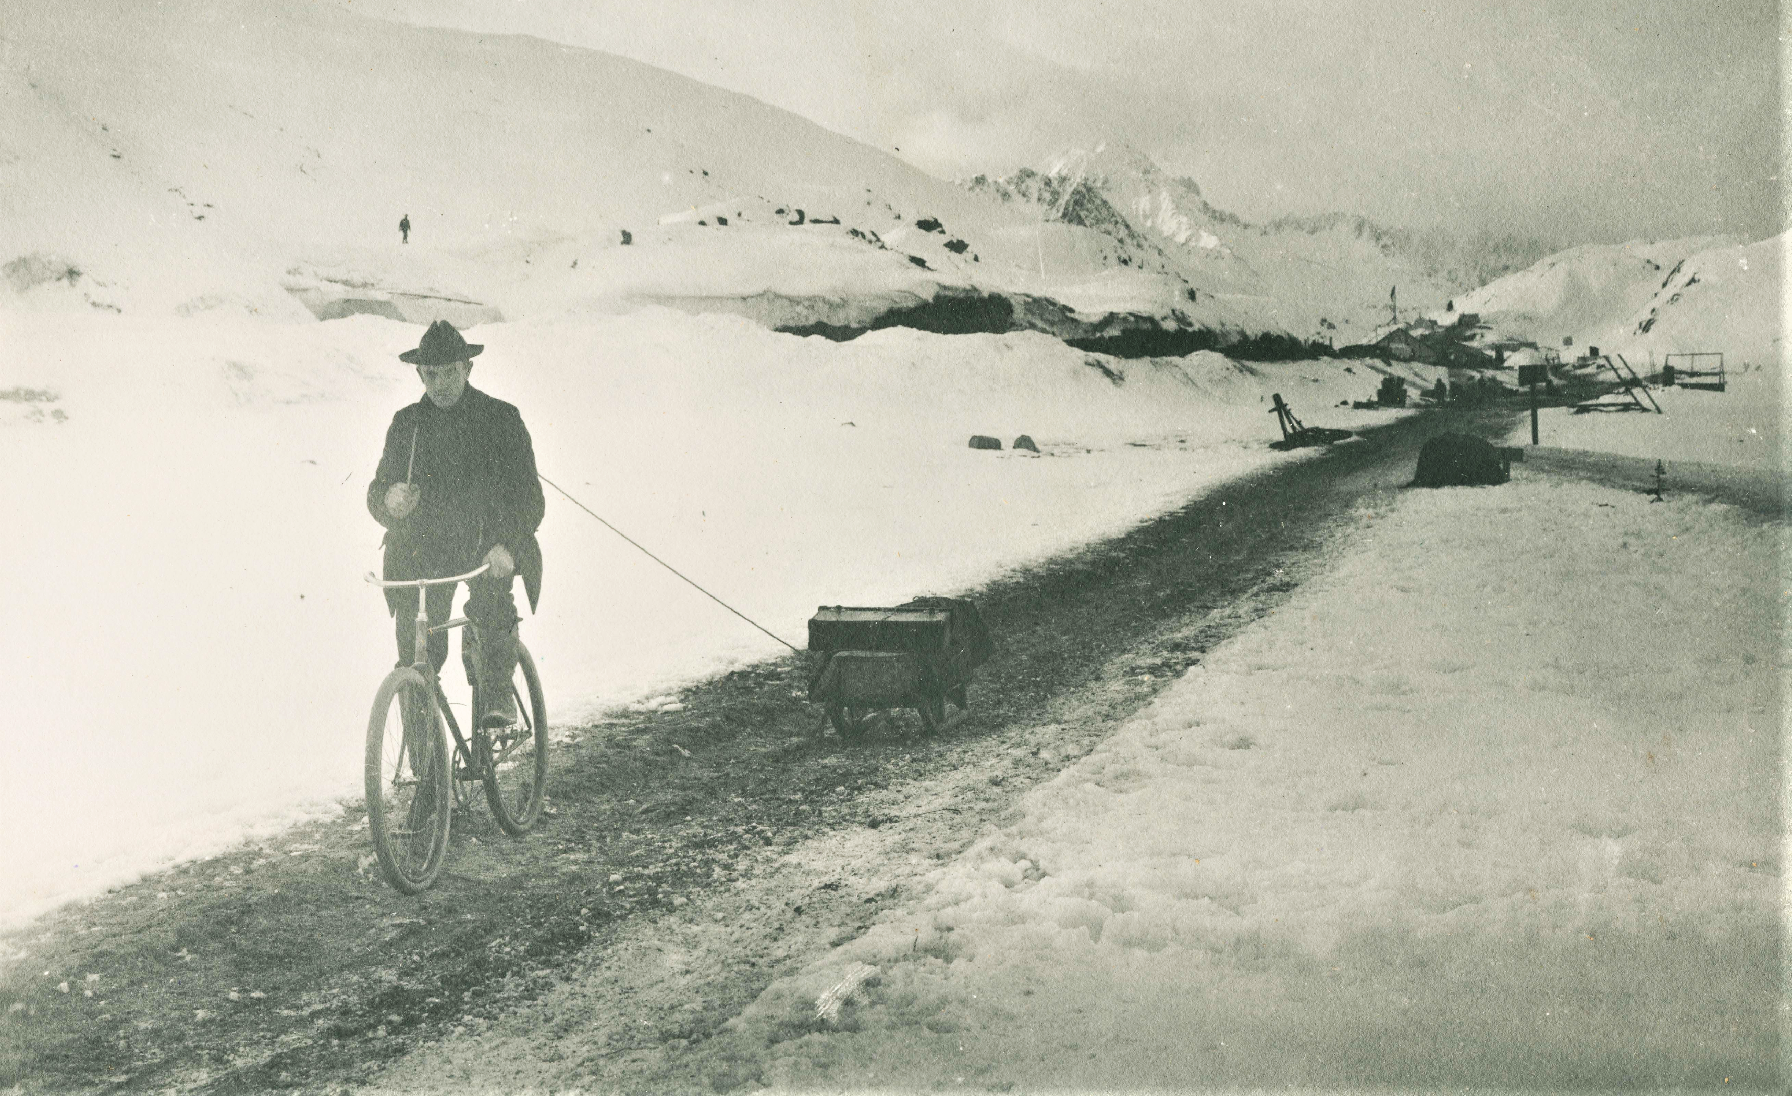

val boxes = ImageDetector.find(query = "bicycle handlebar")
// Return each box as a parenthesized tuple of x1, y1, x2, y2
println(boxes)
(364, 562, 493, 590)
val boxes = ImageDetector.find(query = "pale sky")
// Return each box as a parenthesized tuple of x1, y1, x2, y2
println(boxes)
(337, 0, 1783, 247)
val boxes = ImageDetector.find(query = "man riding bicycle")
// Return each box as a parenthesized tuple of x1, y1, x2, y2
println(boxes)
(368, 320, 544, 728)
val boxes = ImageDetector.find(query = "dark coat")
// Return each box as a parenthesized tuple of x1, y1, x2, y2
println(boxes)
(367, 386, 544, 613)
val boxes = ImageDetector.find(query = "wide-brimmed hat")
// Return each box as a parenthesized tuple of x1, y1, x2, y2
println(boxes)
(399, 320, 483, 366)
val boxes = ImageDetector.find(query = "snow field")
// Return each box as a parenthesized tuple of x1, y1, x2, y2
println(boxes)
(1508, 357, 1786, 473)
(1, 307, 1424, 930)
(728, 474, 1783, 1089)
(1, 316, 405, 928)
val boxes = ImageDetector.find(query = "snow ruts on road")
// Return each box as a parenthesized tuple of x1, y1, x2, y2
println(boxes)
(351, 411, 1521, 1095)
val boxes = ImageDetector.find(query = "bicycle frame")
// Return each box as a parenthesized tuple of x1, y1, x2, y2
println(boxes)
(366, 562, 495, 783)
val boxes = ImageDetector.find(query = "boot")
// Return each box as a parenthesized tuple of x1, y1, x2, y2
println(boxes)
(477, 627, 520, 728)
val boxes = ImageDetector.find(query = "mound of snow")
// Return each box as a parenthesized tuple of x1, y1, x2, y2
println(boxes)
(1449, 238, 1718, 341)
(1616, 233, 1786, 366)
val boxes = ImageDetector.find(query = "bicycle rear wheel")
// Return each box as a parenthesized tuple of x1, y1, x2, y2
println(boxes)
(365, 669, 452, 893)
(481, 643, 548, 835)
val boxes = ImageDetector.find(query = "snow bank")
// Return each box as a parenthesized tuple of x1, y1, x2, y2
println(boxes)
(0, 304, 1417, 930)
(727, 475, 1782, 1089)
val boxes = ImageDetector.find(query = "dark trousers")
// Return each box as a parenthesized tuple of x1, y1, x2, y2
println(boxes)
(391, 572, 520, 684)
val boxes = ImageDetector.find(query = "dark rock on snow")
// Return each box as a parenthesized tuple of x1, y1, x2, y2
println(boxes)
(1410, 433, 1511, 487)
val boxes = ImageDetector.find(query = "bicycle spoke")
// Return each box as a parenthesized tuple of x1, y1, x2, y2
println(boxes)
(481, 650, 547, 834)
(366, 674, 451, 893)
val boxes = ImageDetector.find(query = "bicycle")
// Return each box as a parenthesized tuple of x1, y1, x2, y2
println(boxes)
(363, 562, 549, 893)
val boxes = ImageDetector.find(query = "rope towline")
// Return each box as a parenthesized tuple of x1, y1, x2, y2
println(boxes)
(536, 472, 801, 653)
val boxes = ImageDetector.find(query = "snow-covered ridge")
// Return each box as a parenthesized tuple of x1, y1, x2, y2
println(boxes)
(0, 2, 1345, 346)
(1448, 233, 1785, 365)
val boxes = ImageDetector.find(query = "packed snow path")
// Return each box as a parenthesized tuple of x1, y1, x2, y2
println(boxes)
(0, 410, 1495, 1092)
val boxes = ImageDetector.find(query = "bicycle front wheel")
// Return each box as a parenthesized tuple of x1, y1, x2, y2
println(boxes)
(481, 642, 548, 835)
(365, 669, 452, 893)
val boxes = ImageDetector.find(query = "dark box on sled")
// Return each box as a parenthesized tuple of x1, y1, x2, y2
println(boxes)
(807, 606, 953, 656)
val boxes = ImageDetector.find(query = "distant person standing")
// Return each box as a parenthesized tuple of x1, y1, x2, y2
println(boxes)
(399, 214, 411, 244)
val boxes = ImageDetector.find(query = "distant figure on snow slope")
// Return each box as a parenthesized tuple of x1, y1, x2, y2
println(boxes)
(399, 213, 410, 244)
(367, 320, 544, 727)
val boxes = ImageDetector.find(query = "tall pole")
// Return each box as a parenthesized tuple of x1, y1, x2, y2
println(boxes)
(1529, 380, 1540, 445)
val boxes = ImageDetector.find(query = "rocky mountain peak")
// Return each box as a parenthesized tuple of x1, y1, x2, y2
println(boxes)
(1042, 141, 1167, 189)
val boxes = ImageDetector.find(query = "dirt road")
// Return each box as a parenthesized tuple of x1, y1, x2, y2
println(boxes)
(0, 409, 1512, 1094)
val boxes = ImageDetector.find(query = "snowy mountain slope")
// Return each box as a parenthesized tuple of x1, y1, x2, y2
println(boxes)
(0, 0, 1088, 323)
(0, 3, 1559, 346)
(1444, 233, 1785, 366)
(1444, 238, 1719, 344)
(1263, 214, 1556, 299)
(1609, 234, 1785, 365)
(0, 53, 304, 319)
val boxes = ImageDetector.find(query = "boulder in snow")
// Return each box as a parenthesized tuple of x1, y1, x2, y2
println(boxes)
(1409, 433, 1511, 487)
(968, 435, 1002, 451)
(1012, 435, 1039, 452)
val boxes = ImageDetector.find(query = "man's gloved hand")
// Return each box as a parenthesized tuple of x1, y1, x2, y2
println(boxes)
(483, 543, 515, 579)
(384, 482, 421, 520)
